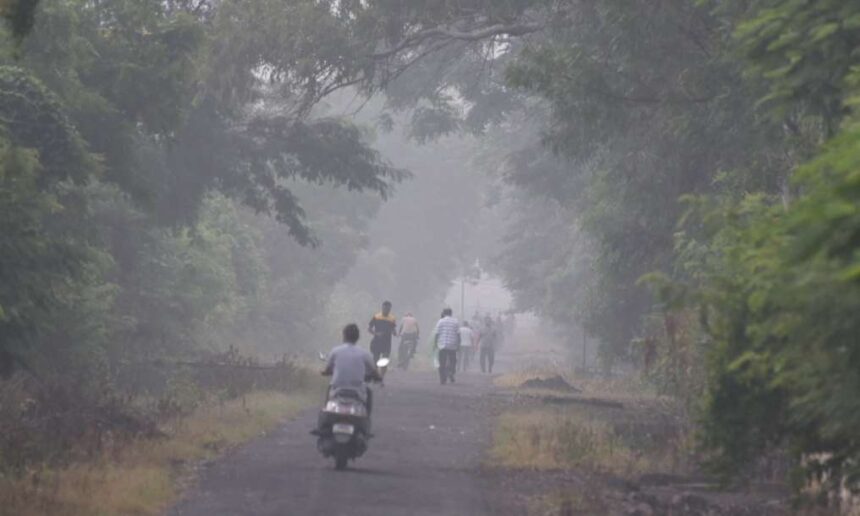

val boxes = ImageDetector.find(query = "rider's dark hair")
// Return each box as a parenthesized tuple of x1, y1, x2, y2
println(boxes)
(343, 323, 360, 343)
(442, 308, 453, 317)
(382, 300, 392, 306)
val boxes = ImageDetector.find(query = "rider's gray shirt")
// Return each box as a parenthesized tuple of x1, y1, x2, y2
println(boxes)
(325, 343, 376, 395)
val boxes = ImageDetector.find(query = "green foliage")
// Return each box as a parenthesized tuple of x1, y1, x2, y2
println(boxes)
(661, 0, 860, 491)
(0, 66, 96, 182)
(492, 1, 779, 369)
(406, 1, 860, 493)
(345, 0, 860, 495)
(730, 0, 860, 130)
(0, 0, 40, 42)
(10, 0, 401, 233)
(0, 0, 404, 472)
(0, 0, 857, 496)
(0, 67, 107, 380)
(673, 121, 860, 488)
(0, 138, 61, 374)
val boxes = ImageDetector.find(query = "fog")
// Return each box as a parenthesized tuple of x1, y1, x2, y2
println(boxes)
(0, 1, 858, 514)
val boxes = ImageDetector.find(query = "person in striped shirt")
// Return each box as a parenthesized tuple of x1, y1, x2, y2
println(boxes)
(434, 308, 461, 384)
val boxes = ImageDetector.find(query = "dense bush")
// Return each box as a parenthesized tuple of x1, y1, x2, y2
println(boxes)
(0, 347, 307, 473)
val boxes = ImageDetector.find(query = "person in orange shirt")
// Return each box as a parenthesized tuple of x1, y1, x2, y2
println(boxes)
(368, 301, 397, 363)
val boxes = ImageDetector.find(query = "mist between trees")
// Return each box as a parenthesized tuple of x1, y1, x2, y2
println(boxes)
(0, 0, 859, 506)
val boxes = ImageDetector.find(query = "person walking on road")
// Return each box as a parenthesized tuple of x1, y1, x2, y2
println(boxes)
(434, 308, 460, 384)
(457, 321, 475, 372)
(479, 316, 498, 374)
(368, 301, 397, 363)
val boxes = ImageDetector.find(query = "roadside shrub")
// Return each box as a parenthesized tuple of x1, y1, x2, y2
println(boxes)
(0, 347, 306, 475)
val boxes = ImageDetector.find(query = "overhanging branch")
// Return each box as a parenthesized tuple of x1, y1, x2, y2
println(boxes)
(372, 20, 545, 59)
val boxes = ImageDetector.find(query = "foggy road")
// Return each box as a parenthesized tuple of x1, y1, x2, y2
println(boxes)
(170, 370, 506, 516)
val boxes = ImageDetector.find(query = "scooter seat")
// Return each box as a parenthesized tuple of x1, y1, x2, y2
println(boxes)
(330, 388, 363, 401)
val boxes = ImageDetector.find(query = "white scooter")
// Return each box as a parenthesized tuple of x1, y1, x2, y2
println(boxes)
(313, 353, 388, 470)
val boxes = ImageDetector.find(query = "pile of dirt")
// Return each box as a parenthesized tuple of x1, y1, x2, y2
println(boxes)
(519, 375, 581, 393)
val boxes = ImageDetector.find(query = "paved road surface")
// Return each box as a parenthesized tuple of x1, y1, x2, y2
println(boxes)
(170, 370, 508, 516)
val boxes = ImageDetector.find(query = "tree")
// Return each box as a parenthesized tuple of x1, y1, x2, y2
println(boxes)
(675, 0, 860, 489)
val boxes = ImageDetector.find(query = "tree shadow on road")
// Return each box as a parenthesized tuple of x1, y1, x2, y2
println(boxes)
(332, 467, 402, 478)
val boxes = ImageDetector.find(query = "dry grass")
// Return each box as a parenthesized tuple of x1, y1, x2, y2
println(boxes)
(488, 409, 648, 475)
(0, 386, 321, 516)
(488, 404, 692, 478)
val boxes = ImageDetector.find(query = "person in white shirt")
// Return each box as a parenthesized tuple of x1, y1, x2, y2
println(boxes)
(457, 321, 475, 372)
(434, 308, 460, 384)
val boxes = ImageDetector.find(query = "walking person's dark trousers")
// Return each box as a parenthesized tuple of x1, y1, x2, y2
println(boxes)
(480, 346, 495, 373)
(438, 348, 457, 383)
(371, 344, 390, 363)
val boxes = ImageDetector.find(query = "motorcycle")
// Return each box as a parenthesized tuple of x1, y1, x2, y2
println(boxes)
(313, 354, 388, 470)
(397, 334, 418, 370)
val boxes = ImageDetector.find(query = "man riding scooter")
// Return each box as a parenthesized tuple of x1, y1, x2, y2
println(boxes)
(320, 323, 382, 423)
(314, 323, 383, 469)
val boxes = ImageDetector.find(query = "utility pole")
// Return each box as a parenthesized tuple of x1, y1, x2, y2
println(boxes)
(460, 261, 481, 321)
(460, 276, 466, 321)
(581, 328, 588, 370)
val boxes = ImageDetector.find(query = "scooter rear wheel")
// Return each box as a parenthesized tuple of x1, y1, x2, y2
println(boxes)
(398, 341, 411, 370)
(334, 454, 348, 470)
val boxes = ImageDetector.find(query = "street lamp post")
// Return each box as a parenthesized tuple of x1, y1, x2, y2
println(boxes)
(582, 328, 588, 370)
(460, 277, 466, 321)
(460, 262, 481, 322)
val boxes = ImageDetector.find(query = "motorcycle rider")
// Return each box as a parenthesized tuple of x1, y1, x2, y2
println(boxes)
(321, 323, 382, 418)
(368, 301, 397, 363)
(397, 312, 420, 368)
